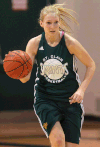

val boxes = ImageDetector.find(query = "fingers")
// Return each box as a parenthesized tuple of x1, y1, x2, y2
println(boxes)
(69, 94, 77, 104)
(69, 90, 84, 104)
(69, 98, 76, 104)
(8, 51, 12, 54)
(69, 95, 83, 104)
(5, 51, 12, 57)
(77, 99, 82, 103)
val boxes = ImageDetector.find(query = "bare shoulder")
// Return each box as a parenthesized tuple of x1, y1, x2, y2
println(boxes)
(64, 33, 95, 68)
(64, 33, 77, 54)
(26, 34, 42, 55)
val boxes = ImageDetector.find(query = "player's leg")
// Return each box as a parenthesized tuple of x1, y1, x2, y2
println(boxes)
(33, 98, 65, 146)
(65, 142, 79, 147)
(49, 121, 65, 147)
(59, 102, 84, 146)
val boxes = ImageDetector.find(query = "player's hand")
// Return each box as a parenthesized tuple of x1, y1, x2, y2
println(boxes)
(3, 52, 11, 62)
(69, 88, 84, 104)
(5, 51, 11, 56)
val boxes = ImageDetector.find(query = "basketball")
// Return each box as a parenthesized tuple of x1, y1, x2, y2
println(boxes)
(3, 50, 32, 79)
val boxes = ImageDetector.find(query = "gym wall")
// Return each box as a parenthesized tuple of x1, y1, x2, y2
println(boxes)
(57, 0, 100, 116)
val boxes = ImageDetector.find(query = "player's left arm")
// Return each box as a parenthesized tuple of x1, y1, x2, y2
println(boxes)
(67, 37, 96, 104)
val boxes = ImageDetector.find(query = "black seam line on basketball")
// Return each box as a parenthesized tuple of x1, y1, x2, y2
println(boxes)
(5, 60, 30, 73)
(16, 66, 24, 79)
(23, 51, 32, 66)
(12, 51, 26, 63)
(4, 59, 31, 65)
(9, 60, 29, 79)
(18, 60, 30, 77)
(6, 65, 24, 73)
(4, 60, 23, 65)
(12, 51, 32, 66)
(5, 53, 32, 67)
(4, 61, 23, 73)
(23, 52, 29, 70)
(19, 51, 32, 77)
(16, 60, 31, 78)
(6, 63, 25, 75)
(22, 52, 30, 75)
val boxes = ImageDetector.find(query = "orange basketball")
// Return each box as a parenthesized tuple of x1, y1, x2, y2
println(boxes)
(3, 50, 32, 79)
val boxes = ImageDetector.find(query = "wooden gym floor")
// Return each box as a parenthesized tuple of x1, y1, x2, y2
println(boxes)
(0, 110, 100, 147)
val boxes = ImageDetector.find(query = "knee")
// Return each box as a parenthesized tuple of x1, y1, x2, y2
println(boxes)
(55, 137, 65, 147)
(53, 133, 65, 147)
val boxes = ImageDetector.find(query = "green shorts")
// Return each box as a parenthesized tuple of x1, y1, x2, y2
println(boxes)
(33, 98, 84, 144)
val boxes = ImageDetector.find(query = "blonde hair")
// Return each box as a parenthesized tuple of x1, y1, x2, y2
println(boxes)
(39, 3, 79, 34)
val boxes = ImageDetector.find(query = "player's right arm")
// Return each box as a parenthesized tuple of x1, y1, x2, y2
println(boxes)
(20, 35, 41, 83)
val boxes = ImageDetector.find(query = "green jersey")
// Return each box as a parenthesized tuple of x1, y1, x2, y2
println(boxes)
(34, 32, 81, 102)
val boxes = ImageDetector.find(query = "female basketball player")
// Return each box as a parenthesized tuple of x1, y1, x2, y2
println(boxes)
(20, 4, 96, 147)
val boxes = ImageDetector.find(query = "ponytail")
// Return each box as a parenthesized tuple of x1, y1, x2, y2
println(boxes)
(39, 3, 79, 34)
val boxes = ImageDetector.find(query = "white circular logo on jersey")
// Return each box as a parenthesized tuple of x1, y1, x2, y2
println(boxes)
(40, 59, 69, 83)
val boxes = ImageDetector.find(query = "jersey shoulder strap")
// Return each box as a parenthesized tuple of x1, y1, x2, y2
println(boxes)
(60, 31, 64, 38)
(60, 31, 66, 47)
